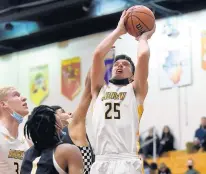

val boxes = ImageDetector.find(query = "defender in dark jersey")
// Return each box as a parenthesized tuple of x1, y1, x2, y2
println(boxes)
(21, 105, 83, 174)
(51, 69, 95, 174)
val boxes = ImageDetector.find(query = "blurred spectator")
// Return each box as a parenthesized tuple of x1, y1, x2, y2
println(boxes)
(185, 159, 200, 174)
(158, 163, 171, 174)
(142, 128, 160, 158)
(150, 162, 158, 174)
(194, 117, 206, 151)
(186, 117, 206, 153)
(158, 126, 175, 156)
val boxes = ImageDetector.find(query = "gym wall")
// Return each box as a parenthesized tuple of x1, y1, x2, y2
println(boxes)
(1, 9, 206, 149)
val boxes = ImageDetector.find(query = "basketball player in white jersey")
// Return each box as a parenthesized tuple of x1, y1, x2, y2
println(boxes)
(90, 10, 155, 174)
(0, 87, 30, 174)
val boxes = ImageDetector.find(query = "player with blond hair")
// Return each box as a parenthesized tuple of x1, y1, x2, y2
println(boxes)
(0, 87, 30, 174)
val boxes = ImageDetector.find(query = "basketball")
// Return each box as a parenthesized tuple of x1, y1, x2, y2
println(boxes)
(125, 5, 155, 37)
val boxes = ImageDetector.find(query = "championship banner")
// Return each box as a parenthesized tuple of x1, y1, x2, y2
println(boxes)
(61, 57, 81, 100)
(104, 46, 115, 84)
(201, 30, 206, 70)
(29, 64, 49, 106)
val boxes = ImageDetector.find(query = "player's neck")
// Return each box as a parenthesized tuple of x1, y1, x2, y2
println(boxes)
(109, 77, 132, 86)
(110, 83, 125, 87)
(0, 112, 19, 138)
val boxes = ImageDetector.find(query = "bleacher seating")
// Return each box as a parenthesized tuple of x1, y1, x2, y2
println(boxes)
(147, 151, 206, 174)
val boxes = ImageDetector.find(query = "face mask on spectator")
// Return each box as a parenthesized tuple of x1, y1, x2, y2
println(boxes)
(188, 165, 193, 170)
(187, 160, 193, 170)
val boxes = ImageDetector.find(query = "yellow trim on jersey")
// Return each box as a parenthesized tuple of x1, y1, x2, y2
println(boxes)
(31, 156, 41, 174)
(137, 105, 144, 121)
(142, 167, 145, 174)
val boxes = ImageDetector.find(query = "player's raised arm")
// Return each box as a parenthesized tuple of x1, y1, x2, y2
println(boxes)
(132, 25, 156, 100)
(71, 69, 92, 124)
(91, 11, 128, 96)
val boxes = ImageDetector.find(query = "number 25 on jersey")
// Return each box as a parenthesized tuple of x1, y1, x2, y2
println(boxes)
(105, 103, 121, 119)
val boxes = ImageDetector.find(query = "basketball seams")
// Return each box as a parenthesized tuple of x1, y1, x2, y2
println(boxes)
(125, 5, 155, 37)
(131, 15, 151, 31)
(131, 14, 139, 38)
(131, 10, 141, 37)
(124, 7, 134, 27)
(125, 15, 132, 35)
(125, 14, 132, 25)
(133, 11, 155, 19)
(126, 5, 140, 12)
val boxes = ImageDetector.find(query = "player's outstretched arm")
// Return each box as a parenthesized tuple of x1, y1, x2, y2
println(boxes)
(71, 69, 92, 124)
(91, 10, 128, 96)
(132, 25, 156, 101)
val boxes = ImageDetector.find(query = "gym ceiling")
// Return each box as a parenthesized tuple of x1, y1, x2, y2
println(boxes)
(0, 0, 205, 56)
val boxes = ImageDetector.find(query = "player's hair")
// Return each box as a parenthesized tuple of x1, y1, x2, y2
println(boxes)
(0, 86, 15, 100)
(114, 54, 135, 75)
(50, 105, 65, 113)
(24, 105, 60, 151)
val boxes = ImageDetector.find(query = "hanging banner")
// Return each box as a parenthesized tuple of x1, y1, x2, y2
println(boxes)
(29, 64, 49, 105)
(61, 57, 81, 100)
(104, 46, 115, 84)
(159, 17, 192, 89)
(201, 30, 206, 70)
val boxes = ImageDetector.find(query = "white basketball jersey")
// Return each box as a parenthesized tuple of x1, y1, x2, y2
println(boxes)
(0, 125, 29, 174)
(92, 83, 139, 155)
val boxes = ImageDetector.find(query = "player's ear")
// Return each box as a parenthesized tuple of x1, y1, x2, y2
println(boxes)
(0, 101, 7, 108)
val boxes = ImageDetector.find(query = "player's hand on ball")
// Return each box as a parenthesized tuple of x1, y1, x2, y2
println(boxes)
(136, 24, 156, 41)
(116, 10, 128, 35)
